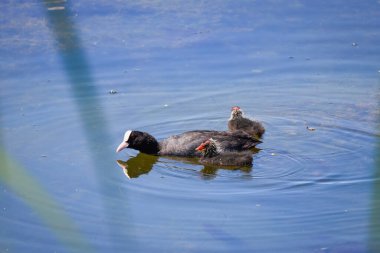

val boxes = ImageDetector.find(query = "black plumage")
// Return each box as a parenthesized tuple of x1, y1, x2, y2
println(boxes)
(116, 129, 261, 157)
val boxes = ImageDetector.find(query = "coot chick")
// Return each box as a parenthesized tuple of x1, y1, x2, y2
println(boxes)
(195, 138, 253, 166)
(228, 106, 265, 138)
(116, 129, 261, 157)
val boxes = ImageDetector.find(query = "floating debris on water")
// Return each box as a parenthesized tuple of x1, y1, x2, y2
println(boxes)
(352, 42, 358, 47)
(48, 6, 65, 11)
(271, 153, 276, 156)
(306, 126, 316, 131)
(164, 104, 169, 107)
(109, 89, 118, 94)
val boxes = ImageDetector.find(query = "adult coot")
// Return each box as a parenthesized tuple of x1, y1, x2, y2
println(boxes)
(116, 129, 261, 157)
(228, 106, 265, 138)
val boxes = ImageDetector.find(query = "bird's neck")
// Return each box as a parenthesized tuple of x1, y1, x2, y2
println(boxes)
(140, 140, 160, 155)
(229, 112, 243, 120)
(131, 132, 160, 155)
(204, 144, 218, 158)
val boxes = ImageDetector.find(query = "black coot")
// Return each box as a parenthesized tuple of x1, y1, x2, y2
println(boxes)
(116, 129, 261, 157)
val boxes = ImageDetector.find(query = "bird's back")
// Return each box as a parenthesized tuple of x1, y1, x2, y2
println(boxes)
(159, 130, 260, 157)
(228, 117, 265, 138)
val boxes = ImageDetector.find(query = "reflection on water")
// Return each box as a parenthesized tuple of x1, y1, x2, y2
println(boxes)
(117, 154, 158, 179)
(199, 164, 252, 180)
(1, 0, 380, 252)
(116, 151, 255, 180)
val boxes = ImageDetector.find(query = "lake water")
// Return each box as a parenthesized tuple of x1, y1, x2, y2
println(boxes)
(1, 1, 380, 252)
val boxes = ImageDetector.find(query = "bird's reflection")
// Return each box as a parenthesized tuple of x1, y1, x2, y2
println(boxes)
(116, 148, 259, 180)
(116, 153, 159, 179)
(200, 164, 252, 180)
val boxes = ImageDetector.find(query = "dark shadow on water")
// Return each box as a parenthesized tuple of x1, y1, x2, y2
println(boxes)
(40, 0, 134, 251)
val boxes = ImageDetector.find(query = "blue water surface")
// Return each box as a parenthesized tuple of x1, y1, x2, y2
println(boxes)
(1, 1, 380, 252)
